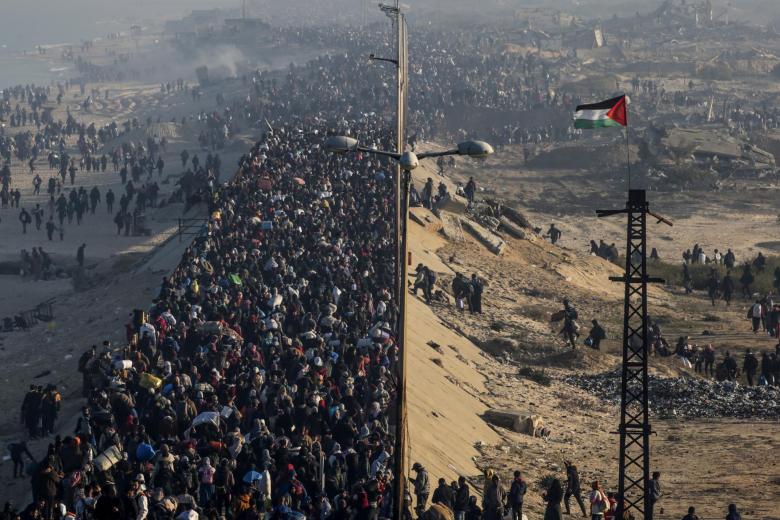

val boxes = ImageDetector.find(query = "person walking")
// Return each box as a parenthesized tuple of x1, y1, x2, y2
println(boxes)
(8, 440, 34, 478)
(464, 176, 476, 207)
(743, 349, 758, 386)
(482, 474, 506, 520)
(546, 224, 562, 245)
(649, 472, 661, 518)
(452, 273, 468, 311)
(750, 300, 764, 333)
(587, 320, 606, 350)
(544, 478, 564, 520)
(77, 243, 86, 268)
(198, 457, 216, 508)
(411, 462, 430, 518)
(740, 265, 754, 299)
(454, 476, 470, 520)
(422, 178, 434, 209)
(21, 385, 41, 438)
(726, 504, 741, 520)
(722, 271, 734, 305)
(38, 460, 62, 520)
(588, 481, 609, 520)
(470, 274, 483, 314)
(106, 188, 115, 214)
(19, 207, 31, 234)
(564, 460, 586, 517)
(432, 477, 455, 511)
(45, 217, 56, 241)
(560, 300, 580, 350)
(707, 269, 719, 306)
(508, 470, 527, 520)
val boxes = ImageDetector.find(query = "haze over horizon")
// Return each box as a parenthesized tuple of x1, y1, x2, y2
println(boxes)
(0, 0, 239, 51)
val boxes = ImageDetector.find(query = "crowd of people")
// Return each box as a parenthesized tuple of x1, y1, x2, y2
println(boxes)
(0, 11, 765, 520)
(0, 78, 226, 269)
(10, 113, 414, 520)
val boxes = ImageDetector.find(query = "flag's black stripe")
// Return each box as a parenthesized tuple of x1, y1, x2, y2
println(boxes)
(575, 95, 624, 112)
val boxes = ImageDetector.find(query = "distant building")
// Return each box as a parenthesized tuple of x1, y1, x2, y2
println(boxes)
(164, 9, 225, 35)
(224, 18, 270, 34)
(562, 27, 604, 50)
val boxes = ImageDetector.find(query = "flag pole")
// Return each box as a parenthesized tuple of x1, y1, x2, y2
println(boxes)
(625, 122, 631, 190)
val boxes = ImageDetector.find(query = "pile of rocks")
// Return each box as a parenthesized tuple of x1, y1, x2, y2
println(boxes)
(565, 370, 780, 419)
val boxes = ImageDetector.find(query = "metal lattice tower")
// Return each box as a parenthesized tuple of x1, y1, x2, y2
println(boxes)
(597, 189, 671, 520)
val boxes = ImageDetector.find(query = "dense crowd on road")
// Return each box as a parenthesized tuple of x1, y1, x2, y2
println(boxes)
(12, 113, 411, 520)
(0, 13, 765, 520)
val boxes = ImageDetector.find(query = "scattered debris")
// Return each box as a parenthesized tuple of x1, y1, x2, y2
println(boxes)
(427, 340, 445, 354)
(518, 366, 552, 387)
(483, 409, 545, 437)
(480, 336, 519, 356)
(566, 370, 780, 419)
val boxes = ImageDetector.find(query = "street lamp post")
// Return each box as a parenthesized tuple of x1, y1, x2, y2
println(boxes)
(324, 135, 493, 520)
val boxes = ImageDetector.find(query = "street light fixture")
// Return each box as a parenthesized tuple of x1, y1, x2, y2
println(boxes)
(368, 53, 399, 66)
(326, 4, 492, 519)
(323, 135, 494, 168)
(325, 133, 492, 520)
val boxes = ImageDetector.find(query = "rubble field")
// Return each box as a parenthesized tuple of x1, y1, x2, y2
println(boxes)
(565, 369, 780, 419)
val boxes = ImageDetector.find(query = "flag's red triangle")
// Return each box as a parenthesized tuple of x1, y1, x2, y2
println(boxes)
(606, 95, 628, 126)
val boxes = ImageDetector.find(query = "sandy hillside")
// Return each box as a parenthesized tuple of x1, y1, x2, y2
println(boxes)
(403, 160, 780, 519)
(451, 140, 780, 265)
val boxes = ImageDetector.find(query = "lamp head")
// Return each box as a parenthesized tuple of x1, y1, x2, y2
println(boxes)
(399, 151, 419, 171)
(324, 136, 359, 154)
(457, 140, 494, 158)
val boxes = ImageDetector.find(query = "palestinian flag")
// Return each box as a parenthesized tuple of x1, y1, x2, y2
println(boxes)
(574, 95, 628, 129)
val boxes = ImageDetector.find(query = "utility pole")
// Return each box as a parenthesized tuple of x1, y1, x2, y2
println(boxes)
(597, 190, 671, 520)
(377, 2, 409, 519)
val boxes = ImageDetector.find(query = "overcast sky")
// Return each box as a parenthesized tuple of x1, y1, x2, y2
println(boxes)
(2, 0, 776, 51)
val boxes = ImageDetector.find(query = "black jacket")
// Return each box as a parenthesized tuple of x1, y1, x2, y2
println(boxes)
(509, 478, 527, 505)
(455, 484, 470, 512)
(432, 483, 454, 510)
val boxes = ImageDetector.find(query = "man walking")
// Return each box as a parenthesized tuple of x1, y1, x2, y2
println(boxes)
(432, 478, 454, 510)
(508, 470, 527, 520)
(546, 223, 562, 245)
(454, 476, 470, 520)
(411, 463, 430, 518)
(564, 460, 586, 517)
(482, 474, 506, 520)
(743, 349, 758, 386)
(464, 176, 476, 207)
(77, 243, 86, 268)
(649, 472, 661, 518)
(470, 274, 483, 314)
(19, 207, 31, 234)
(750, 300, 764, 333)
(561, 299, 580, 350)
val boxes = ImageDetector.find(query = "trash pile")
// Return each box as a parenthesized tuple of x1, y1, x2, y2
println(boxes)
(565, 370, 780, 419)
